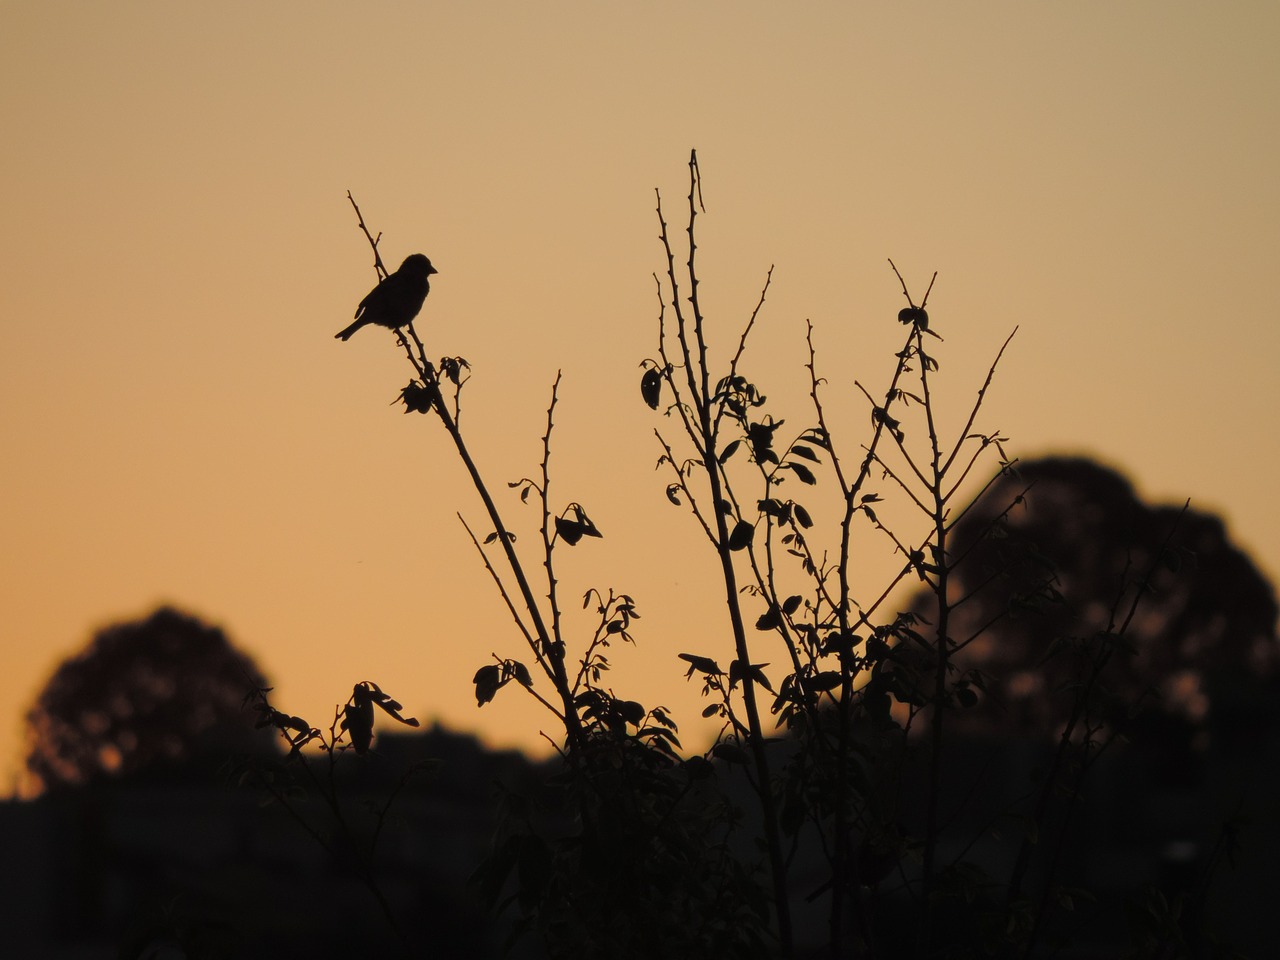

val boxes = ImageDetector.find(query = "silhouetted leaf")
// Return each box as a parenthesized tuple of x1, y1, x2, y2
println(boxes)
(755, 606, 782, 631)
(718, 439, 742, 464)
(642, 725, 680, 752)
(782, 595, 803, 616)
(396, 380, 436, 414)
(341, 698, 374, 754)
(897, 306, 929, 327)
(473, 664, 502, 706)
(758, 498, 790, 520)
(666, 484, 682, 505)
(555, 517, 584, 545)
(800, 429, 830, 450)
(728, 520, 754, 551)
(790, 445, 819, 462)
(728, 660, 774, 693)
(440, 356, 470, 385)
(794, 504, 813, 528)
(650, 706, 676, 729)
(712, 742, 749, 764)
(560, 504, 603, 541)
(640, 366, 663, 409)
(805, 671, 843, 693)
(362, 682, 420, 727)
(820, 632, 857, 657)
(748, 420, 784, 463)
(871, 407, 901, 434)
(787, 462, 816, 485)
(679, 653, 723, 677)
(954, 683, 979, 709)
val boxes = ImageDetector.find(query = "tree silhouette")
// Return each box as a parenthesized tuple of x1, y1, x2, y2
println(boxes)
(25, 606, 272, 791)
(933, 456, 1279, 738)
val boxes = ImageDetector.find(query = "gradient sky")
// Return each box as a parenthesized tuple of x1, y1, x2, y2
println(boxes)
(2, 1, 1278, 794)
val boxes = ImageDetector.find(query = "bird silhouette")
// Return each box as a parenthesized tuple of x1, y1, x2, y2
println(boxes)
(335, 254, 437, 341)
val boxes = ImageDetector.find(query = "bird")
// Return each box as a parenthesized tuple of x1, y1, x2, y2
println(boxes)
(335, 253, 437, 341)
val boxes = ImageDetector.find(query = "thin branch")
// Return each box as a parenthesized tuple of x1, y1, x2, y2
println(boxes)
(347, 191, 388, 280)
(540, 373, 566, 656)
(712, 265, 774, 438)
(654, 430, 717, 546)
(940, 327, 1018, 479)
(457, 513, 550, 679)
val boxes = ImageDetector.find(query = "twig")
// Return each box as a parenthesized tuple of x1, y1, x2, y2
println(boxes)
(347, 191, 388, 280)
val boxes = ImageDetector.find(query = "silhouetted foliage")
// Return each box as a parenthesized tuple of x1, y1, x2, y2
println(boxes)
(930, 457, 1280, 739)
(293, 165, 1273, 958)
(24, 606, 272, 791)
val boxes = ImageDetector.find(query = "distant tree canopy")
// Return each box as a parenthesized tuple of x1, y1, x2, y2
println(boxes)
(25, 606, 273, 791)
(931, 456, 1279, 739)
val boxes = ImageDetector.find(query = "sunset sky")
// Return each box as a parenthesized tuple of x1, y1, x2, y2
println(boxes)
(2, 1, 1278, 794)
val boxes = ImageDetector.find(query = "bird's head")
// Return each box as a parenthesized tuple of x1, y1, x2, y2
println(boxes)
(400, 253, 438, 276)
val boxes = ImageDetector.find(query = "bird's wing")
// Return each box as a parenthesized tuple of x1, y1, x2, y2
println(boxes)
(354, 279, 385, 318)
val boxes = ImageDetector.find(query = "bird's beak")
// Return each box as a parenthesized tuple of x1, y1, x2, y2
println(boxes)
(429, 265, 439, 275)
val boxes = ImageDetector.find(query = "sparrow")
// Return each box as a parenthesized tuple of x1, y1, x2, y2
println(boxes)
(335, 254, 437, 341)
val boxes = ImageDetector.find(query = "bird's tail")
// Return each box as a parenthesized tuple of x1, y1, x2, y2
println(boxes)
(334, 318, 367, 341)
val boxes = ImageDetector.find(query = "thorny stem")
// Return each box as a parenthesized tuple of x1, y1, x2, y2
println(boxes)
(939, 328, 1018, 485)
(712, 266, 774, 439)
(840, 333, 916, 636)
(540, 373, 567, 666)
(457, 514, 559, 690)
(653, 276, 710, 457)
(833, 325, 921, 956)
(425, 360, 585, 750)
(917, 324, 953, 957)
(656, 150, 794, 956)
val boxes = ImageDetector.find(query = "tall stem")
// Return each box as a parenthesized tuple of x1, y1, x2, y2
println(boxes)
(427, 371, 584, 750)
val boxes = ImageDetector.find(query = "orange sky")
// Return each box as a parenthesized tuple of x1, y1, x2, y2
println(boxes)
(3, 1, 1278, 794)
